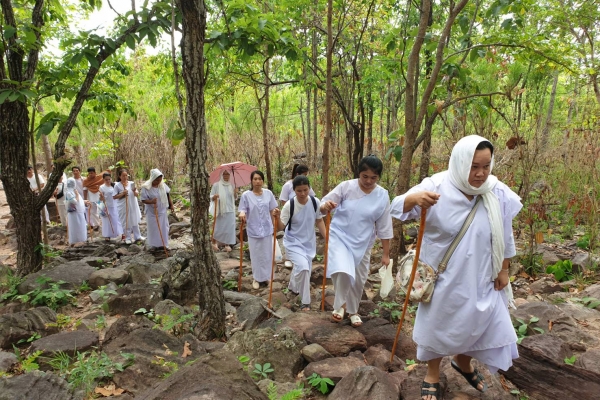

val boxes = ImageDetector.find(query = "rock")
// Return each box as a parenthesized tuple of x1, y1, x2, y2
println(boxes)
(122, 258, 168, 285)
(0, 307, 58, 349)
(0, 351, 17, 372)
(104, 326, 206, 395)
(303, 356, 365, 383)
(236, 297, 269, 330)
(198, 341, 226, 354)
(79, 256, 114, 268)
(581, 283, 600, 300)
(276, 311, 332, 338)
(153, 299, 185, 317)
(103, 315, 156, 345)
(357, 300, 378, 316)
(304, 322, 367, 356)
(168, 221, 190, 237)
(518, 333, 572, 363)
(224, 327, 305, 383)
(91, 243, 118, 258)
(363, 344, 405, 372)
(540, 249, 560, 265)
(355, 318, 416, 360)
(0, 370, 82, 399)
(571, 252, 592, 271)
(575, 348, 600, 374)
(310, 266, 325, 284)
(529, 277, 562, 294)
(88, 269, 130, 288)
(0, 301, 31, 316)
(328, 365, 400, 400)
(106, 284, 164, 316)
(442, 357, 513, 399)
(17, 261, 96, 294)
(301, 343, 333, 363)
(136, 349, 267, 400)
(501, 334, 600, 399)
(31, 330, 99, 370)
(400, 364, 448, 400)
(160, 251, 196, 304)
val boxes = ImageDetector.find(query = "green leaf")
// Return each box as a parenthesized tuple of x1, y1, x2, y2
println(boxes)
(4, 26, 16, 39)
(0, 90, 13, 104)
(36, 121, 56, 139)
(125, 34, 136, 50)
(84, 52, 100, 69)
(70, 52, 84, 65)
(529, 317, 539, 323)
(392, 145, 403, 162)
(587, 300, 600, 309)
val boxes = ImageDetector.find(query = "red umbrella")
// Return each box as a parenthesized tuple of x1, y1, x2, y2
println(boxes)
(209, 162, 257, 188)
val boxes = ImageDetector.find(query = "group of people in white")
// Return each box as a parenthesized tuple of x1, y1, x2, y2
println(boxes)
(210, 135, 522, 400)
(30, 166, 174, 251)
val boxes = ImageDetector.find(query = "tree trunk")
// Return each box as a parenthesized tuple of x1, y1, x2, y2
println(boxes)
(41, 135, 53, 172)
(260, 60, 273, 191)
(541, 71, 559, 148)
(177, 0, 226, 340)
(322, 0, 333, 195)
(0, 100, 43, 275)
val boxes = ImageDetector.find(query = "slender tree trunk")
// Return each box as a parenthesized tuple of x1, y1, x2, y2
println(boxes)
(562, 76, 578, 163)
(177, 0, 226, 340)
(322, 0, 333, 194)
(41, 135, 53, 172)
(311, 0, 318, 170)
(260, 60, 274, 190)
(367, 90, 373, 155)
(306, 87, 312, 160)
(418, 127, 432, 182)
(541, 71, 559, 148)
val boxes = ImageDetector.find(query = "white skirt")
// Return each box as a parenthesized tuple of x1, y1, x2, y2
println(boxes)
(146, 211, 169, 248)
(248, 235, 275, 282)
(213, 212, 236, 245)
(67, 211, 87, 244)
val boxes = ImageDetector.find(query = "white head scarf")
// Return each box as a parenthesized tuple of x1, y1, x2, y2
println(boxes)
(65, 178, 78, 200)
(447, 135, 515, 308)
(215, 171, 235, 216)
(142, 169, 168, 208)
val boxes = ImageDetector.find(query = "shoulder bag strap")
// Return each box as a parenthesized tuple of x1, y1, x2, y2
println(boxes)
(437, 196, 482, 274)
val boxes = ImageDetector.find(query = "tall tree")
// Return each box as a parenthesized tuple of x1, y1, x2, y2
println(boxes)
(177, 0, 226, 339)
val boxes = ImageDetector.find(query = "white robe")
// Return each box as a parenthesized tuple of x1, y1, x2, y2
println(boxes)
(210, 182, 236, 245)
(390, 173, 522, 373)
(141, 185, 171, 248)
(322, 180, 393, 314)
(99, 185, 123, 238)
(282, 197, 322, 305)
(55, 182, 67, 227)
(114, 181, 142, 240)
(85, 189, 101, 227)
(67, 194, 87, 244)
(238, 189, 278, 282)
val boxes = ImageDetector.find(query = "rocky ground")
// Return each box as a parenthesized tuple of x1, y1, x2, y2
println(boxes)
(1, 185, 600, 399)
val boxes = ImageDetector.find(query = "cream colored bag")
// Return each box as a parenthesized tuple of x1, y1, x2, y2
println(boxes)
(396, 197, 482, 303)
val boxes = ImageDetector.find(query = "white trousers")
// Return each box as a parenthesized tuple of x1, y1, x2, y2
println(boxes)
(331, 250, 370, 314)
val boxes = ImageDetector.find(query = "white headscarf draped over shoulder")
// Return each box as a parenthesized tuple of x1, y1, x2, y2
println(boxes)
(214, 171, 235, 216)
(142, 169, 168, 208)
(65, 177, 78, 201)
(447, 135, 515, 308)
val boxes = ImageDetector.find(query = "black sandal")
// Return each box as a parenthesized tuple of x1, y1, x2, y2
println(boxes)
(300, 304, 311, 311)
(451, 360, 487, 393)
(421, 381, 441, 400)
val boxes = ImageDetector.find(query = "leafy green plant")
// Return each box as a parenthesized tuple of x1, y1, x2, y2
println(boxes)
(369, 308, 380, 317)
(510, 389, 530, 400)
(95, 315, 107, 330)
(222, 279, 238, 290)
(151, 356, 179, 378)
(68, 351, 134, 396)
(34, 243, 62, 259)
(252, 362, 274, 379)
(46, 314, 74, 330)
(15, 276, 75, 311)
(564, 355, 577, 365)
(307, 372, 335, 394)
(576, 235, 590, 250)
(546, 260, 574, 282)
(134, 307, 155, 319)
(13, 348, 42, 373)
(78, 281, 91, 292)
(90, 285, 118, 312)
(0, 270, 23, 303)
(570, 297, 600, 309)
(404, 359, 416, 371)
(48, 351, 73, 376)
(521, 252, 544, 277)
(513, 316, 544, 344)
(17, 332, 41, 344)
(153, 308, 195, 336)
(377, 301, 400, 310)
(267, 381, 305, 400)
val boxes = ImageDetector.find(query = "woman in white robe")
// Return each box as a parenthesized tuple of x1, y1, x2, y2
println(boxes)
(279, 164, 315, 206)
(390, 135, 522, 400)
(210, 170, 237, 251)
(141, 169, 174, 250)
(99, 173, 123, 240)
(320, 156, 393, 327)
(53, 173, 68, 227)
(114, 169, 143, 244)
(238, 170, 279, 290)
(65, 178, 88, 245)
(276, 175, 326, 310)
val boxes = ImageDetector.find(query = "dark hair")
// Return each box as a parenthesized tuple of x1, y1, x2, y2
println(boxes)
(87, 167, 96, 173)
(102, 172, 111, 179)
(292, 175, 310, 189)
(476, 140, 494, 155)
(72, 166, 80, 172)
(291, 164, 309, 179)
(250, 170, 265, 182)
(357, 155, 383, 176)
(27, 165, 33, 170)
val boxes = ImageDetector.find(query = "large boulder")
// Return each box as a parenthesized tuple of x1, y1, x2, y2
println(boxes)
(160, 251, 196, 304)
(104, 323, 206, 395)
(304, 322, 367, 356)
(575, 349, 600, 374)
(105, 284, 163, 316)
(400, 364, 448, 400)
(356, 317, 417, 360)
(0, 307, 57, 349)
(88, 268, 130, 288)
(275, 310, 331, 338)
(119, 254, 168, 285)
(0, 351, 17, 372)
(328, 366, 400, 400)
(17, 261, 96, 294)
(236, 297, 269, 330)
(31, 330, 99, 370)
(303, 356, 365, 384)
(363, 344, 405, 372)
(136, 350, 267, 400)
(224, 327, 305, 383)
(0, 370, 82, 400)
(223, 290, 256, 306)
(301, 343, 333, 363)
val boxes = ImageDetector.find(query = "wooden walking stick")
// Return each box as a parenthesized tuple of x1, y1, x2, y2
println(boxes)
(320, 212, 332, 312)
(390, 209, 427, 362)
(267, 215, 277, 310)
(211, 198, 218, 240)
(238, 221, 244, 292)
(154, 203, 169, 258)
(125, 186, 129, 236)
(88, 205, 93, 241)
(102, 198, 115, 235)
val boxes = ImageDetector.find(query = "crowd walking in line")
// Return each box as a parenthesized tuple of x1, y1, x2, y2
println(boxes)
(26, 135, 521, 400)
